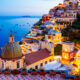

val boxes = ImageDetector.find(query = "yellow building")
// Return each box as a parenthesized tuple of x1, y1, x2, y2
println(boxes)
(61, 41, 75, 65)
(45, 29, 62, 44)
(24, 48, 54, 70)
(71, 50, 80, 74)
(0, 34, 54, 70)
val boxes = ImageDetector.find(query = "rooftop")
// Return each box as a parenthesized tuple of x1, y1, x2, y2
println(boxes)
(25, 49, 51, 65)
(48, 29, 60, 34)
(62, 41, 74, 45)
(25, 39, 39, 43)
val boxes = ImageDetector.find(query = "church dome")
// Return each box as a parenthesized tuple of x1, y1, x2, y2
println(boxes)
(1, 42, 23, 60)
(1, 34, 23, 60)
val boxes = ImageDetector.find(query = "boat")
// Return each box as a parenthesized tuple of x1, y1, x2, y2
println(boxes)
(27, 23, 29, 24)
(14, 31, 17, 33)
(10, 30, 12, 32)
(0, 28, 2, 31)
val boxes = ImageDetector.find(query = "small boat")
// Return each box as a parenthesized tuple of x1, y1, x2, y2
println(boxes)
(0, 28, 2, 31)
(27, 23, 29, 24)
(10, 30, 12, 32)
(14, 31, 17, 33)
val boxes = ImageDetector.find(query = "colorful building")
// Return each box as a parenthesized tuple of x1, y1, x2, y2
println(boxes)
(45, 29, 62, 44)
(0, 34, 24, 69)
(0, 34, 54, 70)
(25, 48, 54, 70)
(61, 41, 75, 65)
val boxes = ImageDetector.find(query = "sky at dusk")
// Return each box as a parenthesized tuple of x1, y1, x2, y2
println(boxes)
(0, 0, 64, 16)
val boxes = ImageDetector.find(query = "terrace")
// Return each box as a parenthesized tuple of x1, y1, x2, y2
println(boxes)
(0, 74, 70, 80)
(0, 69, 79, 80)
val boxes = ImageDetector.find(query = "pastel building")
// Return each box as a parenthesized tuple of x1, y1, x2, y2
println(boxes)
(64, 0, 80, 2)
(23, 39, 40, 53)
(39, 41, 54, 52)
(45, 29, 62, 44)
(0, 34, 54, 70)
(25, 49, 54, 70)
(55, 16, 75, 22)
(31, 27, 44, 36)
(61, 41, 75, 64)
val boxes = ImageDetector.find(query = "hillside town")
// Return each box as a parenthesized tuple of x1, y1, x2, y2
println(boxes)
(0, 0, 80, 79)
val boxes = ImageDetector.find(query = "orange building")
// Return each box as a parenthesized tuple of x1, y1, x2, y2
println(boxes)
(61, 41, 75, 65)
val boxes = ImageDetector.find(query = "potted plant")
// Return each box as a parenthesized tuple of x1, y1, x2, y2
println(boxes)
(21, 68, 27, 75)
(60, 70, 65, 78)
(0, 69, 2, 74)
(4, 68, 10, 75)
(49, 70, 56, 76)
(74, 75, 80, 80)
(12, 69, 19, 75)
(40, 69, 46, 75)
(31, 69, 38, 75)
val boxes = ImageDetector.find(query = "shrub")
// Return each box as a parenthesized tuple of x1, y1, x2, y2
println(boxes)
(12, 69, 19, 75)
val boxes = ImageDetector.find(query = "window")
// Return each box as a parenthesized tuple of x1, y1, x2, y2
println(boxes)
(35, 65, 38, 69)
(49, 59, 52, 62)
(48, 35, 51, 39)
(40, 63, 43, 67)
(16, 61, 20, 69)
(45, 61, 47, 64)
(30, 68, 32, 70)
(2, 61, 4, 68)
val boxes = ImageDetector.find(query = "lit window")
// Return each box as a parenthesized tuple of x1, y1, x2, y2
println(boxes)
(65, 48, 67, 52)
(71, 48, 73, 51)
(65, 55, 67, 59)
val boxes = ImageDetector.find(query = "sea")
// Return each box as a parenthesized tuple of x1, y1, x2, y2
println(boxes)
(0, 16, 41, 52)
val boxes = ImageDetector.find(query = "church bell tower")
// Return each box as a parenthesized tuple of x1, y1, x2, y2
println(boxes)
(9, 34, 14, 43)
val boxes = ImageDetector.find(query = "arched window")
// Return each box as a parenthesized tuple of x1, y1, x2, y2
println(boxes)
(35, 65, 38, 69)
(49, 59, 52, 62)
(16, 61, 20, 68)
(45, 61, 47, 64)
(2, 61, 4, 68)
(40, 63, 43, 67)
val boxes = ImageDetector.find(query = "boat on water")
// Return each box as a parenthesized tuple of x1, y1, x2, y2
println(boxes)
(10, 30, 12, 32)
(15, 24, 18, 26)
(0, 28, 2, 31)
(27, 23, 29, 24)
(14, 31, 17, 33)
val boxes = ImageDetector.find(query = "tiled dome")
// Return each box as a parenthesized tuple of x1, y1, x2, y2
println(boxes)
(1, 42, 22, 60)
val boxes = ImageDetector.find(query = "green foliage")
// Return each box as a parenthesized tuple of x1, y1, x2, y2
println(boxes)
(40, 69, 45, 72)
(32, 69, 36, 71)
(54, 44, 62, 56)
(5, 68, 9, 71)
(50, 70, 55, 72)
(19, 41, 23, 45)
(71, 14, 80, 29)
(22, 68, 27, 71)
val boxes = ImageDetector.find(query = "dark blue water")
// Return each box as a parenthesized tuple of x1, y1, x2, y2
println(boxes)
(0, 16, 41, 48)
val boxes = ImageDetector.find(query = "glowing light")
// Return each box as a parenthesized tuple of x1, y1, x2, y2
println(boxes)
(65, 48, 67, 52)
(65, 55, 67, 58)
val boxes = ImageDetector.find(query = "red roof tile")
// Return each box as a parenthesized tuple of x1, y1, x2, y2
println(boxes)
(25, 49, 51, 65)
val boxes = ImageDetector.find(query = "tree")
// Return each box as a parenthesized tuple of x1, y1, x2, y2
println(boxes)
(54, 44, 62, 56)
